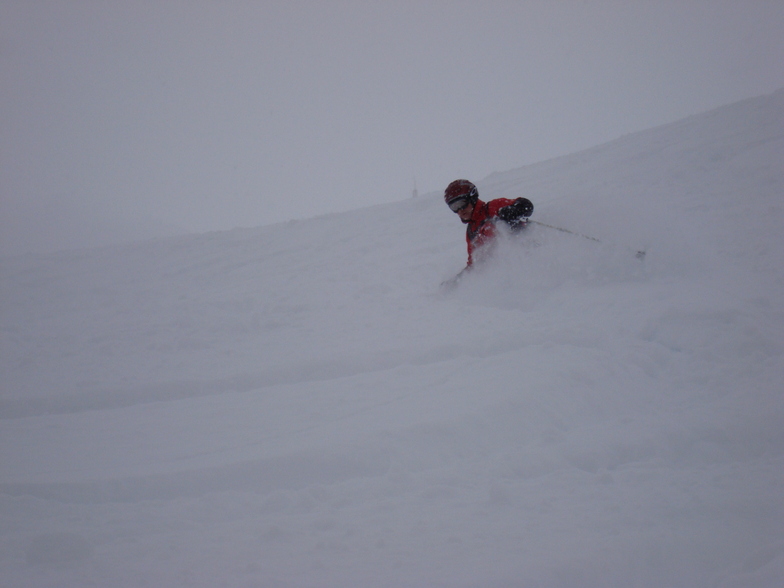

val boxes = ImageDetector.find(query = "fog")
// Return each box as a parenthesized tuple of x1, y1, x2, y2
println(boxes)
(2, 0, 783, 254)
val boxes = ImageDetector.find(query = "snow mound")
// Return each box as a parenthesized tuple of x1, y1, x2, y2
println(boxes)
(1, 89, 783, 587)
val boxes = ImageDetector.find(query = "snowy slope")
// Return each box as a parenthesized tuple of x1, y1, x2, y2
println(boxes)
(1, 89, 783, 587)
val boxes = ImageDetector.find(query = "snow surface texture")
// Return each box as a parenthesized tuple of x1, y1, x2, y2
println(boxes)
(2, 90, 783, 587)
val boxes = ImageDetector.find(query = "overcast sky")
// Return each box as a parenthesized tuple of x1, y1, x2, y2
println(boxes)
(2, 1, 783, 254)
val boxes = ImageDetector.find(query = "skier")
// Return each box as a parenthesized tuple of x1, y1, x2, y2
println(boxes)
(444, 179, 533, 270)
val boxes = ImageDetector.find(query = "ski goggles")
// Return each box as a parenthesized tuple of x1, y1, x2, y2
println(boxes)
(448, 198, 470, 213)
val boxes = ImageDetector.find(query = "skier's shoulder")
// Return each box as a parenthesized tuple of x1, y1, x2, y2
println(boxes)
(486, 197, 517, 215)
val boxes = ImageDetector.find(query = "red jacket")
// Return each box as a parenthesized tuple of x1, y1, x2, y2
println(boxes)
(465, 198, 518, 266)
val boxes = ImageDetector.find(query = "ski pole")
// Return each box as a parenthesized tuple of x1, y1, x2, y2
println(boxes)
(529, 220, 645, 259)
(529, 220, 602, 243)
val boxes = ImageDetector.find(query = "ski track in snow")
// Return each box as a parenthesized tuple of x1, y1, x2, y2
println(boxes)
(1, 90, 784, 587)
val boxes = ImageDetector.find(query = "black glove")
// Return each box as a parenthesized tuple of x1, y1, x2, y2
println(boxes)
(497, 198, 533, 222)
